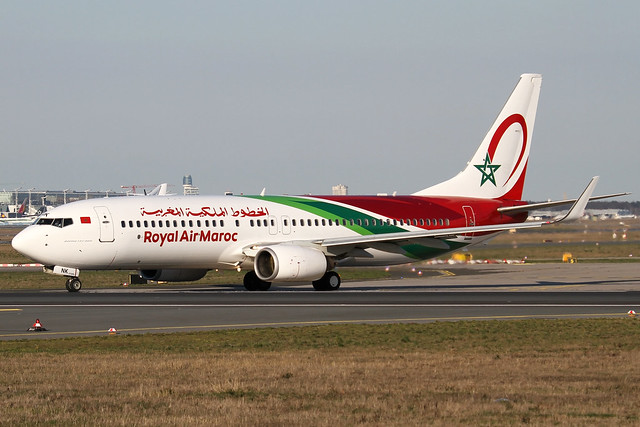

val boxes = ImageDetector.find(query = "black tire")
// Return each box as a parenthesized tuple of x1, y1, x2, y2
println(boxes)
(66, 277, 82, 292)
(312, 271, 341, 291)
(243, 271, 271, 291)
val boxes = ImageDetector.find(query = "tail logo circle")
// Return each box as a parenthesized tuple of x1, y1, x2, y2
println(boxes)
(475, 113, 528, 187)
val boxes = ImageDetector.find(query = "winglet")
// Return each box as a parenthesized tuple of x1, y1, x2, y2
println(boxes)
(553, 176, 599, 223)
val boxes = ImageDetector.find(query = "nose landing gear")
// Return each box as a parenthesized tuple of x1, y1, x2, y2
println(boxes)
(65, 277, 82, 292)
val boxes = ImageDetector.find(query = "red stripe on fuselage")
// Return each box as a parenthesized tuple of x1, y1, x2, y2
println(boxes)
(313, 195, 528, 228)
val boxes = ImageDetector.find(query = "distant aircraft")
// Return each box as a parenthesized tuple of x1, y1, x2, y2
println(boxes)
(12, 74, 626, 292)
(0, 199, 45, 226)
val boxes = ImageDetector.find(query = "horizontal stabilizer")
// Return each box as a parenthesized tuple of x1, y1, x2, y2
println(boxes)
(497, 192, 631, 215)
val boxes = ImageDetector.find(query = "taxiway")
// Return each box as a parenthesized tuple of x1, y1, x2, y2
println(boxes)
(1, 263, 639, 340)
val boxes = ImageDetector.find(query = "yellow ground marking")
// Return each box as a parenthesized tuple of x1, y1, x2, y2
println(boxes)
(435, 269, 456, 277)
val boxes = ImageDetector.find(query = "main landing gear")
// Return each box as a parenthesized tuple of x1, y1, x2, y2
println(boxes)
(312, 271, 341, 291)
(242, 270, 341, 291)
(65, 277, 82, 292)
(243, 271, 271, 291)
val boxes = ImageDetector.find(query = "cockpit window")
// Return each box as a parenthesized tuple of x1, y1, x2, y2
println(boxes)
(36, 217, 73, 228)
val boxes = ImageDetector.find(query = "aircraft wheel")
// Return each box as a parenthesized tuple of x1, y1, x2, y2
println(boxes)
(312, 271, 341, 291)
(243, 271, 271, 291)
(66, 277, 82, 293)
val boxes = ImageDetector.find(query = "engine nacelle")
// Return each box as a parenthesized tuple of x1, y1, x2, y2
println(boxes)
(254, 245, 327, 282)
(139, 269, 208, 282)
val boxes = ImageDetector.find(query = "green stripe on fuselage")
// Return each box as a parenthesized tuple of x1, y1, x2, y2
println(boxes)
(245, 195, 405, 236)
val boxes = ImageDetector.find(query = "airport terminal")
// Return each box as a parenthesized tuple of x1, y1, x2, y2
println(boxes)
(0, 175, 201, 220)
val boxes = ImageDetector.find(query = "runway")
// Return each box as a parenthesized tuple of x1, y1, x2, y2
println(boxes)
(1, 263, 639, 340)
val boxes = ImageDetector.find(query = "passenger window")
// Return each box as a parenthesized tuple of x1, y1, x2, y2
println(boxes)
(197, 220, 201, 227)
(220, 220, 225, 227)
(151, 221, 156, 228)
(235, 220, 240, 227)
(121, 221, 126, 228)
(136, 221, 141, 228)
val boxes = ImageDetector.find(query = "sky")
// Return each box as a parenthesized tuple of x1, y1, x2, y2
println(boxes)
(1, 1, 638, 201)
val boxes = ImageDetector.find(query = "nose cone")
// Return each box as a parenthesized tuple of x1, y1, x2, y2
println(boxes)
(12, 226, 43, 262)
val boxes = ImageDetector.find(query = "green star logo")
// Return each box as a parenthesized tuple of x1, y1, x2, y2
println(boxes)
(474, 153, 501, 186)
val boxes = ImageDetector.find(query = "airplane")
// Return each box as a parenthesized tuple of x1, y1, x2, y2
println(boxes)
(0, 199, 47, 226)
(11, 74, 627, 292)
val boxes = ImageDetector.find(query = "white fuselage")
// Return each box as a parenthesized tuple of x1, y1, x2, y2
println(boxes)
(14, 194, 475, 272)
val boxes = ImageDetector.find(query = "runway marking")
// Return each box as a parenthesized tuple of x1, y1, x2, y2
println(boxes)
(1, 304, 638, 308)
(0, 312, 630, 339)
(435, 269, 456, 277)
(0, 308, 22, 312)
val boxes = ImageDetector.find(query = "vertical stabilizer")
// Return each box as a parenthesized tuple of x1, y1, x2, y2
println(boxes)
(414, 74, 542, 200)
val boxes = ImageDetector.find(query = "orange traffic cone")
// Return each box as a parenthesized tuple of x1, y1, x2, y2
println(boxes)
(28, 318, 47, 332)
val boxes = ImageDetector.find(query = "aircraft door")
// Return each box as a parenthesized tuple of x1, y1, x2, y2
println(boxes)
(94, 206, 115, 242)
(268, 215, 278, 235)
(462, 206, 476, 239)
(281, 215, 291, 235)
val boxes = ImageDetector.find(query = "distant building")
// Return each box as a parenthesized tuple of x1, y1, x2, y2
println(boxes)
(332, 184, 348, 196)
(183, 175, 199, 196)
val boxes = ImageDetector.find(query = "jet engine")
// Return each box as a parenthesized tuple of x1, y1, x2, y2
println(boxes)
(139, 269, 208, 282)
(254, 245, 327, 282)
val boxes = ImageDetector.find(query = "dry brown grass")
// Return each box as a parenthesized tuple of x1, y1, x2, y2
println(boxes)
(2, 321, 640, 425)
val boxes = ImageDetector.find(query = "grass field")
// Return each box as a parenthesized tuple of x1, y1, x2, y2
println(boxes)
(2, 320, 640, 425)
